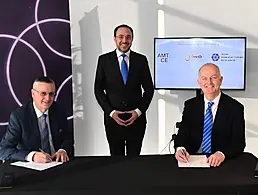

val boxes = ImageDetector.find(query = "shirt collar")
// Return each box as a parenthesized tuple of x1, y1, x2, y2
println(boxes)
(33, 102, 49, 118)
(116, 49, 130, 58)
(204, 92, 221, 107)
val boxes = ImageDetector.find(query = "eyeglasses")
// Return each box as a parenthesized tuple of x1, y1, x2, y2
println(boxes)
(200, 76, 220, 83)
(116, 35, 132, 40)
(33, 89, 56, 97)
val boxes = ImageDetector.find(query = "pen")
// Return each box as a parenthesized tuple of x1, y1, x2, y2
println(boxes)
(39, 149, 52, 162)
(39, 148, 45, 153)
(180, 148, 189, 163)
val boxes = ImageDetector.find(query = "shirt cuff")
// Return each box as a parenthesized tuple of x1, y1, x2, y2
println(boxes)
(135, 108, 142, 117)
(176, 146, 186, 152)
(110, 110, 115, 118)
(58, 149, 67, 154)
(216, 151, 225, 158)
(25, 151, 37, 162)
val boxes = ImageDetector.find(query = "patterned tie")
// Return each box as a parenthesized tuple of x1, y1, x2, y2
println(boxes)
(202, 102, 214, 153)
(40, 114, 51, 154)
(121, 54, 128, 84)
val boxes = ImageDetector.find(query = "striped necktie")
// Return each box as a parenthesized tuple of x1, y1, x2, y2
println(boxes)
(202, 102, 214, 153)
(40, 114, 51, 154)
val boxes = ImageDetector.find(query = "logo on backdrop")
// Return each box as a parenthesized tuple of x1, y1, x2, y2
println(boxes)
(211, 53, 220, 61)
(220, 53, 243, 62)
(185, 54, 202, 61)
(157, 53, 169, 63)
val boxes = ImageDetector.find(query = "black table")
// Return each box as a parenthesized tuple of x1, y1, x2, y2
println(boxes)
(0, 152, 258, 195)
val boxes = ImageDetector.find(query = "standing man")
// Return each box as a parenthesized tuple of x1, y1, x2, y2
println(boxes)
(174, 63, 245, 167)
(0, 76, 74, 162)
(94, 24, 154, 156)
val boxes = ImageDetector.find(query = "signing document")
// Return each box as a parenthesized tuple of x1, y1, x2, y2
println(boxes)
(178, 155, 210, 168)
(11, 161, 63, 171)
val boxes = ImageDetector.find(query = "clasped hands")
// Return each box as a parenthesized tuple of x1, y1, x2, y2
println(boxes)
(112, 110, 138, 126)
(33, 150, 69, 163)
(175, 149, 225, 167)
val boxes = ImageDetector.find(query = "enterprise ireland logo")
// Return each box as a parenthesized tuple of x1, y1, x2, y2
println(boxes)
(185, 54, 202, 61)
(185, 54, 191, 61)
(212, 53, 220, 61)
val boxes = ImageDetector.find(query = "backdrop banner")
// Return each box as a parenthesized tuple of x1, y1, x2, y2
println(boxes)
(0, 0, 73, 138)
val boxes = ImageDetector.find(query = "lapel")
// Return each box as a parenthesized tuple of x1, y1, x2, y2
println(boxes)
(28, 102, 41, 148)
(48, 105, 58, 139)
(127, 51, 136, 86)
(213, 93, 226, 130)
(197, 96, 205, 130)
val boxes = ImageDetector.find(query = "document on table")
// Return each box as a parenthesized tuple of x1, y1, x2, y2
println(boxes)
(11, 161, 63, 171)
(178, 155, 210, 168)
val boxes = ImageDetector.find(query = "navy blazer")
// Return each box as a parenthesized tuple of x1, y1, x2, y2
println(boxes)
(0, 101, 74, 161)
(174, 93, 246, 159)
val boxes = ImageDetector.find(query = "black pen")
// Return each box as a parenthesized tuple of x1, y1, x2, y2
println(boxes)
(180, 148, 189, 163)
(39, 148, 52, 162)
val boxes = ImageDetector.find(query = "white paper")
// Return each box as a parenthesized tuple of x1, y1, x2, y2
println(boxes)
(178, 155, 210, 168)
(11, 161, 63, 171)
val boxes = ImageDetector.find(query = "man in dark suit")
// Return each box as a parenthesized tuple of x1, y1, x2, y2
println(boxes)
(174, 63, 245, 167)
(0, 76, 74, 163)
(94, 24, 154, 156)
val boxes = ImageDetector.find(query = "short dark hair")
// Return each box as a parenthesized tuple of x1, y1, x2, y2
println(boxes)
(34, 76, 55, 84)
(114, 24, 134, 38)
(32, 76, 55, 89)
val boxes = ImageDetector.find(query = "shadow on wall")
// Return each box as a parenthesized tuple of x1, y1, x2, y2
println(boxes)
(73, 6, 108, 155)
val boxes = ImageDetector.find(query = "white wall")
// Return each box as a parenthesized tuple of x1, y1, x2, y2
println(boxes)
(69, 0, 258, 157)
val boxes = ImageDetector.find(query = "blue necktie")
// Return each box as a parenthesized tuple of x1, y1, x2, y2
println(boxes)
(121, 54, 128, 84)
(40, 114, 51, 154)
(202, 102, 214, 153)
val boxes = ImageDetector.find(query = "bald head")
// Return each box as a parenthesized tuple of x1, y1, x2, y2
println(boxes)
(198, 63, 221, 78)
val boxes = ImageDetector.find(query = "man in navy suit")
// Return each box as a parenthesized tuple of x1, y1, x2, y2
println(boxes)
(94, 24, 154, 156)
(0, 76, 74, 163)
(174, 63, 245, 167)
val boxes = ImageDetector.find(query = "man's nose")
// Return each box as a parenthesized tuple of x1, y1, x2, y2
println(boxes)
(207, 78, 213, 84)
(44, 94, 51, 100)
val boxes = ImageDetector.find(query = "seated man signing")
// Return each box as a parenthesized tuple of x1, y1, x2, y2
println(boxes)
(0, 76, 74, 163)
(174, 63, 246, 167)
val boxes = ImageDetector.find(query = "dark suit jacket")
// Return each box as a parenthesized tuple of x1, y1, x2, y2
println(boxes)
(174, 93, 245, 159)
(94, 50, 154, 125)
(0, 101, 74, 161)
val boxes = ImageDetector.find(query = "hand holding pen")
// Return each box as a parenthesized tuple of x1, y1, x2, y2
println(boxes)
(32, 149, 52, 163)
(175, 148, 189, 163)
(180, 148, 189, 163)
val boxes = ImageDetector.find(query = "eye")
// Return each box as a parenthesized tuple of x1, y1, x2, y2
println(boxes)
(125, 36, 132, 40)
(40, 92, 47, 96)
(49, 92, 55, 96)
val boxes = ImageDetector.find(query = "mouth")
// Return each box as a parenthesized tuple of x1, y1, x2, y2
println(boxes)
(42, 102, 50, 106)
(205, 85, 214, 88)
(120, 43, 128, 46)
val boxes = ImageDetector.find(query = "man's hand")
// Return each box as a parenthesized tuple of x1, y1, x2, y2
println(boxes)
(33, 152, 52, 163)
(175, 149, 189, 163)
(124, 110, 138, 126)
(207, 152, 225, 167)
(111, 111, 127, 126)
(52, 150, 69, 163)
